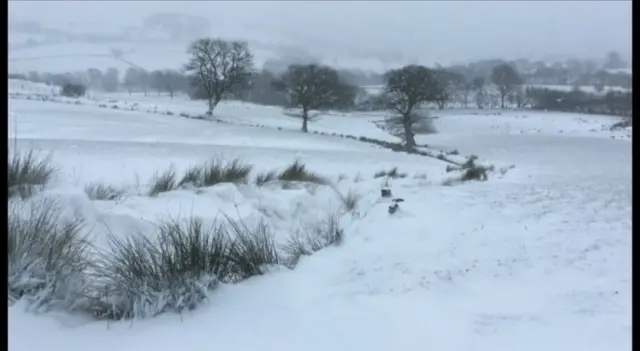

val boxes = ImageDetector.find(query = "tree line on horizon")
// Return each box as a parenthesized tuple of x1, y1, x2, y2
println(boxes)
(8, 38, 632, 147)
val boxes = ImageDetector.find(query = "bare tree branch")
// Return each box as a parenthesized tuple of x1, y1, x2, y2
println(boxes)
(184, 38, 254, 116)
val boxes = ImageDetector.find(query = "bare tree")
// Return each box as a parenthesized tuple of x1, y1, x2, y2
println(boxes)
(27, 71, 40, 83)
(433, 69, 465, 109)
(472, 76, 486, 109)
(383, 65, 439, 148)
(86, 68, 103, 91)
(274, 64, 356, 132)
(604, 51, 626, 70)
(124, 67, 141, 95)
(102, 68, 120, 93)
(184, 38, 253, 115)
(513, 87, 529, 108)
(139, 70, 150, 96)
(238, 69, 288, 107)
(461, 81, 473, 108)
(491, 64, 523, 108)
(150, 69, 186, 99)
(150, 70, 164, 96)
(165, 70, 188, 99)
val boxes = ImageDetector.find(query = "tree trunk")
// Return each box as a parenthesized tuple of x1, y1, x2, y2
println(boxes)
(501, 93, 506, 109)
(169, 90, 174, 99)
(301, 108, 309, 133)
(206, 98, 216, 116)
(476, 89, 485, 109)
(402, 113, 416, 149)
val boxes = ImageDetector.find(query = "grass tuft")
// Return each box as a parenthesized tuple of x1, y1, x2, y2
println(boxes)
(8, 150, 56, 199)
(88, 215, 280, 320)
(202, 159, 252, 187)
(89, 217, 231, 320)
(148, 168, 177, 196)
(178, 165, 204, 188)
(278, 160, 328, 184)
(8, 199, 90, 312)
(282, 216, 343, 268)
(254, 170, 278, 187)
(374, 167, 407, 179)
(84, 181, 126, 201)
(224, 217, 280, 280)
(339, 189, 362, 212)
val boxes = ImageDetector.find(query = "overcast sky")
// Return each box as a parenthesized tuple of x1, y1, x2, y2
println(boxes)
(9, 1, 631, 64)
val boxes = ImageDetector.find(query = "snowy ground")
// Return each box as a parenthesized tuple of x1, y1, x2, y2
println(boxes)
(8, 81, 632, 351)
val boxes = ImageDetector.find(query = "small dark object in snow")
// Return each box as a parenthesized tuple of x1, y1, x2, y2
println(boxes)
(392, 198, 404, 203)
(388, 203, 399, 214)
(381, 188, 392, 198)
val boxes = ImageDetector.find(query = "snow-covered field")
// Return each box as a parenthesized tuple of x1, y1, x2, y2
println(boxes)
(8, 80, 632, 351)
(8, 39, 395, 74)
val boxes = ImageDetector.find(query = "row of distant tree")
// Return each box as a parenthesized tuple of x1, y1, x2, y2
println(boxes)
(443, 51, 630, 89)
(526, 88, 631, 117)
(8, 39, 632, 137)
(8, 56, 606, 111)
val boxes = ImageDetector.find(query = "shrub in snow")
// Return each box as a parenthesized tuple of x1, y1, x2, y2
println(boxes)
(201, 159, 252, 187)
(8, 150, 56, 199)
(84, 181, 126, 201)
(460, 166, 490, 182)
(459, 155, 491, 181)
(610, 118, 632, 130)
(278, 160, 328, 184)
(8, 199, 90, 312)
(339, 189, 362, 212)
(60, 83, 86, 98)
(388, 198, 404, 215)
(442, 155, 493, 185)
(461, 155, 479, 169)
(282, 215, 343, 268)
(148, 167, 178, 196)
(254, 170, 278, 187)
(373, 167, 407, 179)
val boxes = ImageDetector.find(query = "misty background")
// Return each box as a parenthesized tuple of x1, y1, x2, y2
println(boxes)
(8, 0, 632, 68)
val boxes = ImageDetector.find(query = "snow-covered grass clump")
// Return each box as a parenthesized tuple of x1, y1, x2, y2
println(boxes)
(8, 198, 90, 312)
(7, 151, 361, 321)
(8, 150, 56, 199)
(88, 216, 282, 320)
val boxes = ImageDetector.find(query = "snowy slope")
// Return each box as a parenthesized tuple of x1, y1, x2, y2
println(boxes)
(8, 82, 632, 351)
(8, 40, 396, 74)
(8, 42, 267, 73)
